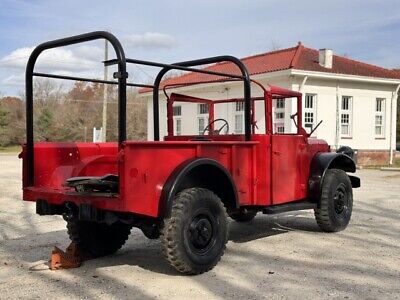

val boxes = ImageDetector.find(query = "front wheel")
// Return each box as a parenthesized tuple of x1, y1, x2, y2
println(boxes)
(314, 169, 353, 232)
(161, 188, 228, 274)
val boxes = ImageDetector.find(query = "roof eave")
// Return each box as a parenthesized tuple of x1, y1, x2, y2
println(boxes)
(291, 69, 400, 85)
(138, 69, 293, 98)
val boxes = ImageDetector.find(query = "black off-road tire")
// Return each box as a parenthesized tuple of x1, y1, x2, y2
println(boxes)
(314, 169, 353, 232)
(66, 220, 132, 257)
(228, 209, 257, 222)
(161, 188, 228, 274)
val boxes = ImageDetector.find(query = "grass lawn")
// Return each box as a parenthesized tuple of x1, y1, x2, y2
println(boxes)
(0, 145, 22, 153)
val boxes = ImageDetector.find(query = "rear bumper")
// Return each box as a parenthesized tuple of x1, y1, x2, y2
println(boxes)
(23, 186, 124, 212)
(35, 199, 104, 222)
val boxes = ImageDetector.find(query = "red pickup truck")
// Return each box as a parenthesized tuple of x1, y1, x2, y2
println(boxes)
(22, 31, 360, 274)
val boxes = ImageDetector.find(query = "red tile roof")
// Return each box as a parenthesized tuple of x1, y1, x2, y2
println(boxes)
(140, 43, 400, 93)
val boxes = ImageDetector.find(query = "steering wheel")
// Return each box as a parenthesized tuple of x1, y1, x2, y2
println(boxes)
(290, 112, 298, 128)
(202, 118, 229, 135)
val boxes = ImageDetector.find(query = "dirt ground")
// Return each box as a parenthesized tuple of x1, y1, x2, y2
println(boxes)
(0, 153, 399, 300)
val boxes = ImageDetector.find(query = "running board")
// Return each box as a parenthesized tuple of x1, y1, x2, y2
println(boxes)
(262, 201, 317, 215)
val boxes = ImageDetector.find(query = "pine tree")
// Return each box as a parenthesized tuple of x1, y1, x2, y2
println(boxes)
(0, 104, 9, 146)
(35, 107, 54, 142)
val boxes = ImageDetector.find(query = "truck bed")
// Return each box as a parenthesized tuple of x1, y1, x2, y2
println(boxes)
(22, 140, 260, 217)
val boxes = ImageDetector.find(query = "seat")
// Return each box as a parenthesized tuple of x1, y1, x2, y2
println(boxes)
(64, 174, 119, 194)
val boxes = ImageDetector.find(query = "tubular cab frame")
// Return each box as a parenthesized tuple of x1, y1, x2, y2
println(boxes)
(25, 31, 252, 187)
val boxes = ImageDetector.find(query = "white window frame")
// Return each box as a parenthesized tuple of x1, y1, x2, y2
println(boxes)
(375, 98, 385, 138)
(197, 103, 209, 135)
(340, 96, 353, 138)
(197, 103, 209, 115)
(173, 105, 182, 136)
(175, 118, 181, 136)
(234, 101, 244, 134)
(273, 99, 285, 134)
(304, 94, 317, 135)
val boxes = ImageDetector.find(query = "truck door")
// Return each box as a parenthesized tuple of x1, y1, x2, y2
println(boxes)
(271, 134, 307, 205)
(269, 93, 309, 205)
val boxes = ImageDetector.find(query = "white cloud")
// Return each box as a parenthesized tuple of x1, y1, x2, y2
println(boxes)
(0, 47, 32, 69)
(0, 46, 101, 72)
(0, 45, 106, 89)
(73, 45, 104, 61)
(2, 73, 24, 86)
(125, 32, 176, 49)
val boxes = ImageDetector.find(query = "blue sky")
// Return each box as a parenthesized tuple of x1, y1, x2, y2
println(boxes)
(1, 0, 400, 96)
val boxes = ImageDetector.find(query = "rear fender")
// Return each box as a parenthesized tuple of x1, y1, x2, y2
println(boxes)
(308, 152, 360, 203)
(159, 158, 239, 218)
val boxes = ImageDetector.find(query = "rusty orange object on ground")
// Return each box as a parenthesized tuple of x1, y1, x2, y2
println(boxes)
(50, 243, 91, 270)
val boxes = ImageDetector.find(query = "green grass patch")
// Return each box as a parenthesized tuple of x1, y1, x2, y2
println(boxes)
(0, 145, 22, 153)
(394, 156, 400, 167)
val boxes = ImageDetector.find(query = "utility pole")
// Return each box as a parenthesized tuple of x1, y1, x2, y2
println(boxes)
(102, 39, 109, 142)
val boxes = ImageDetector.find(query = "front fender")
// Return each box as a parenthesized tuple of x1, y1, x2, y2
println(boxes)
(308, 152, 359, 202)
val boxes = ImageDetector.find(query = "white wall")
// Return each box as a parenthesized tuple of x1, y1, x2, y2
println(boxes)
(144, 72, 398, 153)
(292, 76, 398, 151)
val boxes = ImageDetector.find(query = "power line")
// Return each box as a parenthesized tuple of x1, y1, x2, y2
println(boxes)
(63, 98, 145, 105)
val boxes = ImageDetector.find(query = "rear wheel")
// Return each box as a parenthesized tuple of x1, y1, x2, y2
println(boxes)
(314, 169, 353, 232)
(228, 209, 257, 222)
(66, 220, 132, 257)
(161, 188, 228, 274)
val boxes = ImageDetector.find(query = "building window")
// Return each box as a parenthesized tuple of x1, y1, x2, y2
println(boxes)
(175, 118, 181, 135)
(235, 101, 245, 112)
(340, 96, 352, 137)
(276, 125, 285, 133)
(235, 114, 243, 134)
(304, 94, 317, 133)
(173, 105, 182, 135)
(198, 103, 209, 115)
(234, 101, 244, 134)
(305, 112, 314, 124)
(198, 117, 208, 134)
(197, 103, 209, 135)
(375, 98, 385, 137)
(273, 99, 285, 133)
(173, 105, 181, 116)
(276, 99, 285, 109)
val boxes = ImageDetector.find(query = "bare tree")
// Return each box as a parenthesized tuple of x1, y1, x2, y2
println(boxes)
(0, 80, 148, 145)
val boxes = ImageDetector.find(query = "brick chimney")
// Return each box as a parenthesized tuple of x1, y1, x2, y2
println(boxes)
(319, 49, 333, 69)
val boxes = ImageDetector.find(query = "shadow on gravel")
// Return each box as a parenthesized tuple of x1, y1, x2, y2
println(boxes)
(2, 170, 400, 299)
(1, 212, 320, 276)
(1, 205, 399, 299)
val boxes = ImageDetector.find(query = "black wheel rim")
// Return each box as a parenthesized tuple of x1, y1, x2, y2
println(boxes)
(188, 212, 217, 254)
(333, 183, 348, 215)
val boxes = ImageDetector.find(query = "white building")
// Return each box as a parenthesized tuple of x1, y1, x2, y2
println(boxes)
(141, 43, 400, 165)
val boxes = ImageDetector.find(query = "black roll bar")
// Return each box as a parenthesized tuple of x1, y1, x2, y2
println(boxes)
(25, 31, 127, 186)
(152, 56, 252, 141)
(105, 58, 244, 80)
(25, 31, 253, 187)
(32, 72, 153, 89)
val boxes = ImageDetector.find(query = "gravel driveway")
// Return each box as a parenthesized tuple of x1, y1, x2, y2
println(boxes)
(0, 153, 399, 299)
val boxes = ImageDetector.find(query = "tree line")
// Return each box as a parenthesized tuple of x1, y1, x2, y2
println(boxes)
(0, 80, 147, 147)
